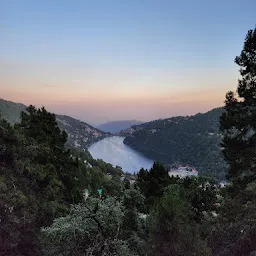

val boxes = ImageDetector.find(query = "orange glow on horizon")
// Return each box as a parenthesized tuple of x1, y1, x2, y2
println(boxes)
(1, 85, 225, 125)
(0, 63, 236, 124)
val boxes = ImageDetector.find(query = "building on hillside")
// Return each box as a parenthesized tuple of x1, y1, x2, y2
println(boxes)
(168, 165, 198, 178)
(129, 179, 136, 185)
(120, 174, 136, 185)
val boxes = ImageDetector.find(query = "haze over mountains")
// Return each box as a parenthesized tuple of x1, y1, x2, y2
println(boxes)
(2, 0, 255, 253)
(97, 120, 144, 133)
(0, 99, 26, 125)
(1, 98, 226, 179)
(0, 99, 109, 149)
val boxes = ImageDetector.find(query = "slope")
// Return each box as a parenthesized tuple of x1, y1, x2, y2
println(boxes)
(56, 115, 109, 149)
(0, 99, 109, 149)
(0, 99, 27, 125)
(123, 107, 227, 179)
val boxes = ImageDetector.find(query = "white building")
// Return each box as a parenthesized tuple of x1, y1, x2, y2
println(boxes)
(168, 166, 198, 178)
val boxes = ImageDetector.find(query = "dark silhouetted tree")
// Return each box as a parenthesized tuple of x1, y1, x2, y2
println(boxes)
(220, 27, 256, 190)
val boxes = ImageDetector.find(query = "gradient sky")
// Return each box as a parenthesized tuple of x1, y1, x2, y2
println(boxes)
(1, 0, 255, 125)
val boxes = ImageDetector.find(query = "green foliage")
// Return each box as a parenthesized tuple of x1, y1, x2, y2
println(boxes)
(209, 182, 256, 256)
(0, 106, 122, 255)
(90, 158, 123, 177)
(0, 105, 225, 256)
(124, 107, 227, 179)
(0, 118, 41, 255)
(41, 198, 136, 256)
(147, 185, 212, 256)
(41, 189, 149, 256)
(137, 162, 171, 207)
(211, 27, 256, 256)
(220, 27, 256, 189)
(120, 189, 147, 255)
(122, 188, 146, 213)
(0, 98, 109, 150)
(180, 176, 219, 222)
(137, 163, 219, 222)
(1, 27, 256, 256)
(0, 125, 69, 254)
(16, 105, 67, 148)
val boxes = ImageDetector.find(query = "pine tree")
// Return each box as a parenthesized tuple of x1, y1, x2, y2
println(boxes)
(220, 27, 256, 189)
(16, 105, 67, 148)
(137, 162, 170, 207)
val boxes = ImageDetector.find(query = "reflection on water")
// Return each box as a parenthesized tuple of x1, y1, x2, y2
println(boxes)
(88, 136, 153, 173)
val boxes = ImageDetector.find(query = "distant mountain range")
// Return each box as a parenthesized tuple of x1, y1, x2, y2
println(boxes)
(121, 107, 227, 180)
(0, 99, 110, 149)
(97, 120, 144, 133)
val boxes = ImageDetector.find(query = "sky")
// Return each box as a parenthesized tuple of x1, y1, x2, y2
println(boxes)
(1, 0, 255, 125)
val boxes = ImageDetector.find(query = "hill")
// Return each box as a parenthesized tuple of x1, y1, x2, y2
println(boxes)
(0, 99, 109, 149)
(0, 99, 27, 124)
(97, 120, 144, 133)
(56, 115, 109, 149)
(123, 107, 227, 179)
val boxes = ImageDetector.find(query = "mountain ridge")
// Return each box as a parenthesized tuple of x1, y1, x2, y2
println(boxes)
(0, 98, 27, 124)
(0, 98, 110, 149)
(1, 98, 227, 179)
(122, 107, 227, 179)
(97, 120, 144, 133)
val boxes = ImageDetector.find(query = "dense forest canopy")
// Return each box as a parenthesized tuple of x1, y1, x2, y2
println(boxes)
(124, 107, 227, 179)
(0, 26, 255, 256)
(0, 106, 124, 255)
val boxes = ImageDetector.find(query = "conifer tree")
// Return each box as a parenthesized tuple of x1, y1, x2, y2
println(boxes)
(220, 27, 256, 189)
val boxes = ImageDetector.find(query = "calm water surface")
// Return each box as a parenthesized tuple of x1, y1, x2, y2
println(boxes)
(88, 136, 153, 173)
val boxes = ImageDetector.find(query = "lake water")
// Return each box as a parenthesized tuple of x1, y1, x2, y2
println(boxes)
(88, 136, 154, 173)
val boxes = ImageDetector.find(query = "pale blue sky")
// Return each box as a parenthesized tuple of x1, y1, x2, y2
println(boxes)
(1, 0, 255, 124)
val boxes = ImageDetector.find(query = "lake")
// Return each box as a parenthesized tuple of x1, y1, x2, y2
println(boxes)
(88, 136, 154, 173)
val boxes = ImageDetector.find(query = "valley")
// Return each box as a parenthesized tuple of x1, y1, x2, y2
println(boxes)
(0, 98, 227, 179)
(1, 5, 255, 254)
(88, 136, 153, 173)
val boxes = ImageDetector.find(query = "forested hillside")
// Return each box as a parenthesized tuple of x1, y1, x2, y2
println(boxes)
(56, 115, 109, 148)
(0, 99, 109, 148)
(0, 27, 256, 256)
(0, 105, 125, 255)
(123, 107, 227, 179)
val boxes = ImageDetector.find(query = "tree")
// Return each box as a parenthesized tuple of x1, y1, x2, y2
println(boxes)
(0, 107, 88, 255)
(211, 26, 256, 256)
(16, 105, 67, 148)
(209, 181, 256, 256)
(0, 118, 41, 256)
(220, 27, 256, 190)
(147, 185, 211, 256)
(16, 106, 89, 205)
(181, 176, 219, 223)
(41, 197, 138, 256)
(137, 162, 170, 207)
(120, 189, 147, 255)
